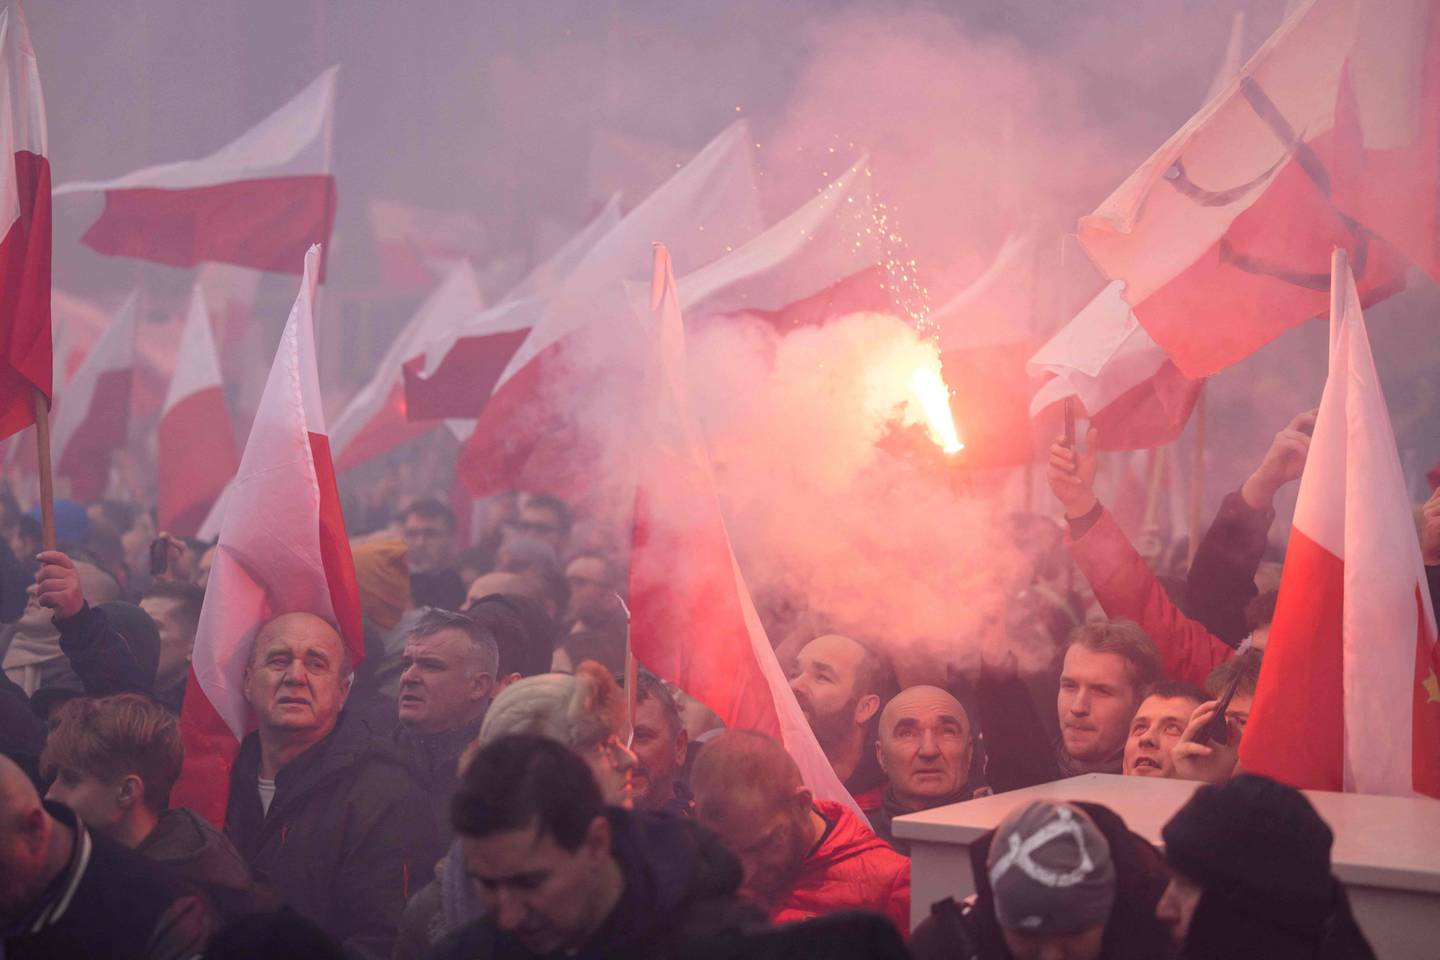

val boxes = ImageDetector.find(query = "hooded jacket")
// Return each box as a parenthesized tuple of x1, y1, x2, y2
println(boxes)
(909, 801, 1175, 960)
(769, 799, 911, 935)
(1067, 506, 1235, 687)
(138, 806, 256, 923)
(431, 807, 758, 960)
(224, 710, 441, 959)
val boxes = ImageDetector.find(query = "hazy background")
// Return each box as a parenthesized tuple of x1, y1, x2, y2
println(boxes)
(29, 0, 1440, 522)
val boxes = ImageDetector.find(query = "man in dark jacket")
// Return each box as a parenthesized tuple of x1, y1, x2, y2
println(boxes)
(436, 734, 755, 960)
(40, 693, 255, 921)
(0, 753, 209, 960)
(1158, 774, 1375, 959)
(978, 620, 1159, 794)
(225, 611, 439, 959)
(911, 799, 1174, 960)
(869, 685, 976, 853)
(391, 607, 496, 831)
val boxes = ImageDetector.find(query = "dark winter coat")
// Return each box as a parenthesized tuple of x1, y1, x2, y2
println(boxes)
(975, 670, 1123, 795)
(224, 711, 441, 960)
(391, 712, 485, 836)
(1, 802, 209, 960)
(910, 801, 1175, 960)
(431, 808, 757, 960)
(138, 806, 256, 923)
(1180, 877, 1375, 960)
(1185, 490, 1273, 646)
(54, 601, 157, 696)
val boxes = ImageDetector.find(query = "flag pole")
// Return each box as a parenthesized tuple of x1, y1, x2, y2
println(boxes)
(1186, 386, 1207, 569)
(31, 388, 55, 550)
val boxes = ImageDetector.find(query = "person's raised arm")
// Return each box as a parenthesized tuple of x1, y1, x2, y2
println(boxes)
(1046, 433, 1233, 686)
(37, 550, 149, 696)
(1187, 410, 1315, 644)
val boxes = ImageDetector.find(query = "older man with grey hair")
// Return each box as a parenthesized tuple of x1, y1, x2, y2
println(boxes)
(224, 610, 439, 959)
(392, 607, 499, 827)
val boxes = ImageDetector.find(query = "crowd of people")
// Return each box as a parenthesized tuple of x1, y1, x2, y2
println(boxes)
(3, 411, 1437, 960)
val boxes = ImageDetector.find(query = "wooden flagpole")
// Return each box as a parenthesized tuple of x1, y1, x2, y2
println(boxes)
(1186, 386, 1207, 569)
(32, 388, 55, 550)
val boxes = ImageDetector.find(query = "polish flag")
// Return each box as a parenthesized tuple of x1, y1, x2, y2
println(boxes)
(331, 260, 483, 472)
(401, 195, 624, 422)
(369, 199, 487, 290)
(1027, 281, 1202, 449)
(629, 245, 860, 816)
(445, 122, 764, 498)
(1240, 250, 1440, 797)
(1078, 0, 1424, 379)
(1026, 12, 1240, 447)
(157, 284, 237, 537)
(0, 4, 50, 442)
(927, 231, 1045, 467)
(54, 68, 337, 276)
(173, 245, 363, 825)
(51, 292, 137, 503)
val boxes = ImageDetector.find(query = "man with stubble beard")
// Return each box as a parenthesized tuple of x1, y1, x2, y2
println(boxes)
(788, 634, 895, 804)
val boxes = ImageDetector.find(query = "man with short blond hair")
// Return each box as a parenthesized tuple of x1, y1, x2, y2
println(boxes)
(41, 693, 254, 919)
(224, 611, 438, 957)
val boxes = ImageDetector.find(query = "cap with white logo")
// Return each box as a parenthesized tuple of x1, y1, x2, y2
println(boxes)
(986, 799, 1117, 936)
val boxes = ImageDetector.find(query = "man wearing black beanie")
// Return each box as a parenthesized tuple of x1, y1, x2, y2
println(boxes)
(1157, 774, 1376, 959)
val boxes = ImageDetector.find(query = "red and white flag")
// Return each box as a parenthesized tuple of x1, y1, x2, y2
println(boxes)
(157, 284, 238, 537)
(1241, 251, 1440, 797)
(1027, 281, 1202, 449)
(0, 3, 49, 441)
(629, 245, 860, 815)
(444, 122, 763, 498)
(927, 230, 1045, 466)
(55, 68, 337, 276)
(51, 292, 137, 503)
(1079, 0, 1431, 379)
(369, 198, 487, 290)
(331, 260, 484, 472)
(402, 195, 624, 423)
(1026, 13, 1242, 448)
(173, 245, 363, 825)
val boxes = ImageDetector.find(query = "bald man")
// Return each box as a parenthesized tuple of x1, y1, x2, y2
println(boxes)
(691, 730, 911, 935)
(788, 634, 895, 802)
(0, 754, 207, 959)
(223, 611, 439, 957)
(871, 685, 977, 853)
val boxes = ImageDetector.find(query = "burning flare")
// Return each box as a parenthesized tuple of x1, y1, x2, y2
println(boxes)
(909, 365, 964, 454)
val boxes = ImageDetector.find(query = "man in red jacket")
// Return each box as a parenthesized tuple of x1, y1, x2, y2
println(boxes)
(690, 730, 911, 935)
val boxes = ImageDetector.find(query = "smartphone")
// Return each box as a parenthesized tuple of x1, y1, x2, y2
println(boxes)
(1200, 671, 1244, 746)
(1063, 397, 1077, 449)
(149, 537, 169, 577)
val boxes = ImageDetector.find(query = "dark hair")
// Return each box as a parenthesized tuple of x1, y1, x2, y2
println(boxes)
(1149, 679, 1207, 704)
(41, 694, 183, 812)
(466, 593, 557, 678)
(635, 670, 682, 735)
(850, 636, 898, 702)
(1245, 590, 1279, 632)
(1205, 649, 1264, 699)
(401, 497, 457, 531)
(1066, 619, 1161, 696)
(408, 607, 499, 676)
(142, 579, 205, 642)
(451, 734, 602, 850)
(523, 494, 572, 537)
(561, 624, 626, 675)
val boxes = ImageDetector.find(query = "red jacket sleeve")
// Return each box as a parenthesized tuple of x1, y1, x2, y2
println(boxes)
(1067, 507, 1234, 687)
